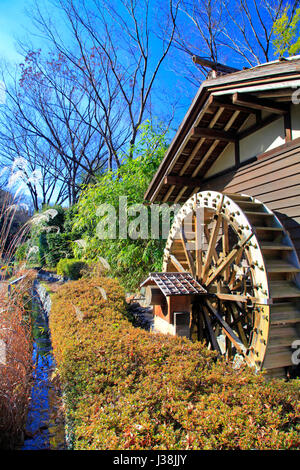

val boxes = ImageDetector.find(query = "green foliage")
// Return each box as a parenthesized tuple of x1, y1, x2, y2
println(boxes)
(14, 243, 27, 262)
(45, 233, 74, 267)
(50, 278, 300, 450)
(72, 122, 168, 290)
(56, 258, 89, 280)
(38, 233, 49, 265)
(273, 6, 300, 57)
(26, 204, 77, 267)
(63, 205, 80, 234)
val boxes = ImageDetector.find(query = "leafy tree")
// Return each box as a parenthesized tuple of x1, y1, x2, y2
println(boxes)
(72, 122, 168, 290)
(273, 5, 300, 57)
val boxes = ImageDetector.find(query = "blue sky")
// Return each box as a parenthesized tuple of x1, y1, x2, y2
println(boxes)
(0, 0, 191, 120)
(0, 0, 29, 63)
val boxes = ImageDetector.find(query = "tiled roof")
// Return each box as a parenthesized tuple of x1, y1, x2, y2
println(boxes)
(141, 272, 207, 296)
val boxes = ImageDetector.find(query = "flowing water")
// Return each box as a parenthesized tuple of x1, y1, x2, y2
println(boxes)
(21, 291, 65, 450)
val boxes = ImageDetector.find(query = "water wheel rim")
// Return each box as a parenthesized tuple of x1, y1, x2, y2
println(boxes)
(163, 191, 300, 372)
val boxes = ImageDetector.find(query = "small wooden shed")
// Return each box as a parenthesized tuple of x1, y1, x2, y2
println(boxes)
(143, 56, 300, 378)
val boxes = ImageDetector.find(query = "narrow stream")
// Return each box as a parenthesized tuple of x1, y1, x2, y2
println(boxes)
(22, 290, 65, 450)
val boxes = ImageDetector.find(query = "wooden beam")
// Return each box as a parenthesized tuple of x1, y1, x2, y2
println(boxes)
(192, 55, 240, 74)
(164, 175, 202, 188)
(180, 225, 196, 277)
(222, 219, 230, 282)
(202, 196, 224, 281)
(235, 140, 240, 167)
(206, 234, 253, 287)
(233, 92, 289, 115)
(284, 110, 292, 142)
(204, 225, 218, 264)
(229, 304, 248, 348)
(202, 306, 222, 353)
(194, 208, 202, 280)
(215, 292, 251, 303)
(204, 299, 248, 356)
(169, 254, 186, 273)
(211, 96, 256, 115)
(192, 127, 237, 142)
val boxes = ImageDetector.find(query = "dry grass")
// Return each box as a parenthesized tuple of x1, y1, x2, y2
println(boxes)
(0, 191, 31, 276)
(0, 190, 36, 448)
(0, 271, 36, 449)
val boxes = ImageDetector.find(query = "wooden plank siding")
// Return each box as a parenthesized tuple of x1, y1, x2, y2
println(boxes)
(201, 142, 300, 260)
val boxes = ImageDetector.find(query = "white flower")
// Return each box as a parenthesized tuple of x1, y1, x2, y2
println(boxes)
(134, 425, 144, 431)
(28, 169, 42, 186)
(98, 256, 111, 271)
(75, 239, 87, 249)
(31, 209, 58, 225)
(0, 166, 8, 178)
(27, 246, 39, 258)
(95, 286, 107, 300)
(8, 170, 26, 188)
(11, 157, 28, 172)
(18, 203, 29, 212)
(72, 303, 84, 322)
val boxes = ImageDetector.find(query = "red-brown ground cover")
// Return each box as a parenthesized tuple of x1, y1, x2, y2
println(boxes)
(50, 277, 300, 450)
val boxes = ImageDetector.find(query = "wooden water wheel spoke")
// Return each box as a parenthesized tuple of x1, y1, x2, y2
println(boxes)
(225, 307, 233, 358)
(228, 303, 249, 348)
(194, 207, 203, 279)
(202, 196, 224, 281)
(163, 190, 300, 374)
(180, 225, 195, 277)
(169, 254, 185, 272)
(202, 305, 222, 353)
(222, 219, 230, 282)
(229, 302, 251, 329)
(215, 292, 251, 303)
(228, 251, 244, 288)
(204, 299, 248, 356)
(206, 235, 253, 287)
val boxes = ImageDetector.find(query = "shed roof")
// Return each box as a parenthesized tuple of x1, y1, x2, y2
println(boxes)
(141, 272, 207, 296)
(144, 56, 300, 204)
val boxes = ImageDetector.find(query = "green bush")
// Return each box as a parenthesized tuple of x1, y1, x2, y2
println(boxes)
(56, 258, 88, 280)
(14, 243, 28, 262)
(38, 232, 49, 265)
(26, 204, 78, 267)
(45, 233, 74, 267)
(50, 278, 300, 450)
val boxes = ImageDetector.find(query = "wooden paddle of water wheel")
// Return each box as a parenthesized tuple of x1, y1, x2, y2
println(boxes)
(159, 190, 300, 378)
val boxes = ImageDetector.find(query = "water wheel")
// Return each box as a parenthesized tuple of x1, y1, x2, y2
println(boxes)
(163, 191, 300, 378)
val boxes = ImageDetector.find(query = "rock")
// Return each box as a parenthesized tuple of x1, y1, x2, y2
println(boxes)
(127, 302, 154, 331)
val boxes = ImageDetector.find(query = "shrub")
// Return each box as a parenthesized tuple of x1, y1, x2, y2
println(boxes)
(15, 243, 27, 262)
(56, 258, 88, 280)
(45, 233, 74, 267)
(0, 270, 36, 449)
(26, 205, 76, 267)
(50, 278, 300, 450)
(38, 232, 49, 265)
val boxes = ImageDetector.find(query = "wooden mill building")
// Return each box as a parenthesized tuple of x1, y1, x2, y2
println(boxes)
(143, 56, 300, 378)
